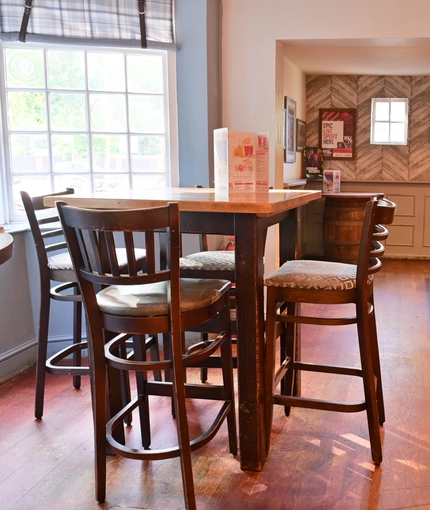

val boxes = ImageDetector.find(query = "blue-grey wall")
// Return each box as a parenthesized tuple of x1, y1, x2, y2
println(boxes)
(176, 0, 222, 187)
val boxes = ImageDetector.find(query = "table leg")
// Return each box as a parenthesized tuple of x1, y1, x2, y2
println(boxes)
(234, 213, 267, 471)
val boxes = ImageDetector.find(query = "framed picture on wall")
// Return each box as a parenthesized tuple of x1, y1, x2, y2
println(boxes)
(284, 96, 296, 163)
(319, 108, 357, 160)
(296, 119, 306, 152)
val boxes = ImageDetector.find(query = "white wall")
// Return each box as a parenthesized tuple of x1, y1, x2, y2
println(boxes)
(274, 43, 307, 188)
(221, 0, 430, 186)
(282, 56, 306, 185)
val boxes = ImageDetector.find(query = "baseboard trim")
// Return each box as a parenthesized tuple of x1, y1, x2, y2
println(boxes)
(0, 335, 88, 385)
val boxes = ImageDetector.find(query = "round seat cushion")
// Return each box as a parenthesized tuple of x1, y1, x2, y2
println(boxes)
(180, 251, 235, 271)
(97, 278, 231, 317)
(48, 248, 146, 282)
(264, 259, 361, 291)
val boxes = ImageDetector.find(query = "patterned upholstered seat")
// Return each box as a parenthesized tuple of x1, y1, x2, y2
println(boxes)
(48, 248, 146, 281)
(47, 251, 76, 281)
(265, 259, 373, 291)
(180, 250, 235, 272)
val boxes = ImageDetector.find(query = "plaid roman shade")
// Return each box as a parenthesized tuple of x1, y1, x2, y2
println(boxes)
(0, 0, 175, 48)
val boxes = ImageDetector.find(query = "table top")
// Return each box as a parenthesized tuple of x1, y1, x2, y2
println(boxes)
(322, 191, 384, 199)
(44, 187, 321, 216)
(0, 232, 13, 266)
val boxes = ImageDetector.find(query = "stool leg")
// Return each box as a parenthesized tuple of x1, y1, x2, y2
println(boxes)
(264, 287, 277, 453)
(281, 302, 297, 417)
(162, 332, 176, 417)
(148, 334, 162, 382)
(357, 301, 382, 465)
(199, 333, 209, 383)
(91, 334, 108, 503)
(171, 353, 197, 509)
(72, 292, 83, 389)
(163, 332, 172, 382)
(219, 302, 237, 455)
(369, 292, 385, 425)
(35, 286, 50, 419)
(133, 335, 151, 449)
(119, 338, 132, 427)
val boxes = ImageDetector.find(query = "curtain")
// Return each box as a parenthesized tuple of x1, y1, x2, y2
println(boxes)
(0, 0, 175, 49)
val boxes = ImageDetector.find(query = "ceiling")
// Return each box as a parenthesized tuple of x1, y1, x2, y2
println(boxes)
(281, 38, 430, 75)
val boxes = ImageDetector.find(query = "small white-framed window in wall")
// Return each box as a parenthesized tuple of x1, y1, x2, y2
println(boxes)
(370, 98, 409, 145)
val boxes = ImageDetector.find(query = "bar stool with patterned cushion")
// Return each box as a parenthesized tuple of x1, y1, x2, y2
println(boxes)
(179, 221, 236, 382)
(21, 189, 150, 419)
(264, 197, 396, 465)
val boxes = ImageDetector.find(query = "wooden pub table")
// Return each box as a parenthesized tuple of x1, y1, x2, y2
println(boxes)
(45, 187, 321, 471)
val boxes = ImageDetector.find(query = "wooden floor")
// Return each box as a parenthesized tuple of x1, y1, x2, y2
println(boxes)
(1, 259, 429, 510)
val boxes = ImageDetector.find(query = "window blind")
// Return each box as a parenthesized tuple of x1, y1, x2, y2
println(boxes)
(0, 0, 175, 49)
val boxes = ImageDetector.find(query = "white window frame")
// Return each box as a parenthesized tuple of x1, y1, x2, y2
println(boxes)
(0, 42, 179, 224)
(370, 98, 409, 146)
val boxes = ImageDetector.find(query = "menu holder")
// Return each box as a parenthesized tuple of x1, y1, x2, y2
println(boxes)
(323, 170, 341, 193)
(214, 128, 269, 196)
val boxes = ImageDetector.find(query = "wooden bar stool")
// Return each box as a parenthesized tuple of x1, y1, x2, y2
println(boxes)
(57, 201, 237, 510)
(21, 189, 149, 419)
(21, 189, 90, 419)
(264, 197, 396, 464)
(179, 185, 236, 382)
(180, 235, 236, 381)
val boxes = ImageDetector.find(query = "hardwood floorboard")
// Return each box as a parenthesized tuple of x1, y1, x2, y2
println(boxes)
(1, 259, 430, 509)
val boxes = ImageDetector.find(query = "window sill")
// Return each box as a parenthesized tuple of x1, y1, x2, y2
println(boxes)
(1, 223, 30, 234)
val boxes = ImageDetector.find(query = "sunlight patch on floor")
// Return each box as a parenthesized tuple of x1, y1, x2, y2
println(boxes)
(347, 467, 374, 480)
(333, 438, 356, 451)
(395, 458, 427, 470)
(240, 482, 268, 496)
(341, 433, 370, 448)
(250, 484, 268, 495)
(357, 461, 376, 472)
(308, 437, 349, 456)
(332, 445, 348, 456)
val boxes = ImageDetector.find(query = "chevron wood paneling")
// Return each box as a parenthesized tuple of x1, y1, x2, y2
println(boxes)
(357, 146, 383, 181)
(410, 76, 430, 181)
(306, 74, 430, 183)
(331, 76, 357, 109)
(385, 76, 412, 99)
(357, 75, 385, 104)
(356, 76, 384, 180)
(306, 75, 331, 147)
(380, 77, 411, 181)
(383, 145, 409, 181)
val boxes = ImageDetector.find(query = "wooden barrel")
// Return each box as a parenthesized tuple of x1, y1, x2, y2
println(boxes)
(323, 192, 383, 264)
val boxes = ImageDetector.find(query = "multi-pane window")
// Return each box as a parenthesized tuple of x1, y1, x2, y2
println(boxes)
(370, 98, 408, 145)
(1, 44, 176, 221)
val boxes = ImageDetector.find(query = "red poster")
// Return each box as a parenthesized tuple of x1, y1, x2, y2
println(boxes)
(319, 109, 356, 160)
